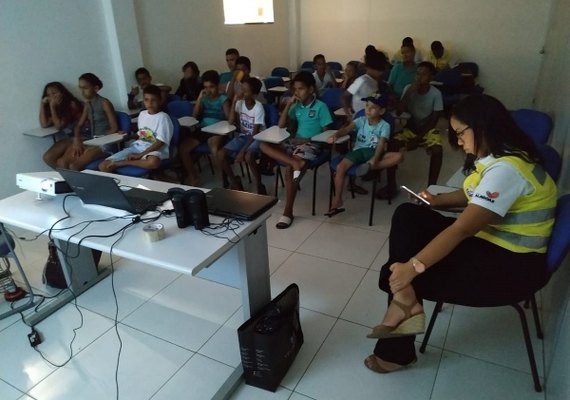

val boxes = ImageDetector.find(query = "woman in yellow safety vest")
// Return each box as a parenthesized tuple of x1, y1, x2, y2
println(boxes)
(364, 94, 557, 374)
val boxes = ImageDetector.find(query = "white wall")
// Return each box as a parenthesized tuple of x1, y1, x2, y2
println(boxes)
(297, 0, 551, 109)
(533, 0, 570, 398)
(0, 0, 131, 199)
(132, 0, 291, 89)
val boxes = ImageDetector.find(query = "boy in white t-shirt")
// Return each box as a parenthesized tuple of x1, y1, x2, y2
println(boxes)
(342, 46, 387, 115)
(218, 77, 266, 193)
(99, 85, 173, 172)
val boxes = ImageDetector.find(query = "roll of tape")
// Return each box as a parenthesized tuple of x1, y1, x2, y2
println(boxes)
(143, 223, 165, 242)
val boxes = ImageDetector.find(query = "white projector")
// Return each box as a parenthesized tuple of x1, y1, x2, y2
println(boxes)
(16, 172, 72, 197)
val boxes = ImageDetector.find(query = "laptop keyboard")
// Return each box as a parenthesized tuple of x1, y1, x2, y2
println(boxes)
(127, 196, 156, 213)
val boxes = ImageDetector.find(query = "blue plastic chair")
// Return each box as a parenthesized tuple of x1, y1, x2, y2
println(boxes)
(300, 61, 314, 70)
(84, 111, 132, 170)
(114, 116, 181, 178)
(512, 109, 553, 145)
(263, 103, 279, 128)
(271, 67, 290, 78)
(167, 100, 193, 119)
(319, 87, 344, 113)
(419, 194, 570, 392)
(264, 77, 285, 104)
(537, 144, 562, 182)
(326, 61, 343, 72)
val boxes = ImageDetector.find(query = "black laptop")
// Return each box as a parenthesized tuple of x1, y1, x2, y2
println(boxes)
(58, 169, 170, 214)
(206, 187, 277, 221)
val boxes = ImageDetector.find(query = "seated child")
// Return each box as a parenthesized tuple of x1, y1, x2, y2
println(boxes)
(40, 82, 84, 168)
(312, 54, 337, 93)
(56, 73, 118, 171)
(340, 61, 360, 90)
(226, 56, 266, 103)
(128, 67, 171, 110)
(217, 77, 266, 193)
(326, 91, 402, 216)
(99, 85, 173, 172)
(388, 43, 418, 98)
(259, 71, 333, 229)
(174, 61, 202, 101)
(179, 70, 230, 186)
(380, 61, 443, 198)
(343, 46, 387, 115)
(427, 41, 453, 71)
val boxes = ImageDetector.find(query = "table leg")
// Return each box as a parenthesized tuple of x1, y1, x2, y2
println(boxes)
(24, 240, 110, 326)
(212, 221, 272, 399)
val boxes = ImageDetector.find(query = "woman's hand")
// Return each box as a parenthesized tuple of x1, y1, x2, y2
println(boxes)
(389, 261, 418, 294)
(418, 190, 437, 206)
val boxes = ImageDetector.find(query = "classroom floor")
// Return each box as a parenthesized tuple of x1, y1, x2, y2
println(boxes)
(0, 128, 547, 400)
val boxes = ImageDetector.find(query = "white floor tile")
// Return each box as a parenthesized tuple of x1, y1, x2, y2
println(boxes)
(28, 324, 192, 400)
(0, 380, 25, 400)
(297, 222, 388, 268)
(444, 305, 544, 376)
(270, 253, 366, 317)
(295, 319, 440, 400)
(431, 351, 545, 400)
(370, 236, 389, 271)
(122, 274, 241, 351)
(269, 246, 292, 275)
(151, 354, 234, 400)
(76, 258, 181, 321)
(267, 215, 322, 252)
(290, 393, 316, 400)
(228, 382, 292, 400)
(0, 304, 113, 392)
(280, 308, 337, 390)
(199, 308, 245, 368)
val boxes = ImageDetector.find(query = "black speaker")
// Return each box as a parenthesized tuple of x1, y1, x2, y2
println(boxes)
(188, 189, 209, 230)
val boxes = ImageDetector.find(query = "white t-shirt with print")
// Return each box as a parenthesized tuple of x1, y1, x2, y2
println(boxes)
(235, 99, 265, 136)
(132, 110, 174, 159)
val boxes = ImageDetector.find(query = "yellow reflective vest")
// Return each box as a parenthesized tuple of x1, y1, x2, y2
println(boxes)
(463, 156, 557, 253)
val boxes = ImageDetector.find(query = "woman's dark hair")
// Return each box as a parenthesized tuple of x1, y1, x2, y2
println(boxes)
(450, 94, 540, 173)
(41, 81, 83, 120)
(79, 73, 103, 89)
(182, 61, 200, 77)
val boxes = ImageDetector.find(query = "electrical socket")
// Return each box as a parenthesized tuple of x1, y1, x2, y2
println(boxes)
(28, 328, 42, 347)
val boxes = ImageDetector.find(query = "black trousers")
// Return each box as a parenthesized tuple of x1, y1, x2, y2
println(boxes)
(373, 203, 548, 364)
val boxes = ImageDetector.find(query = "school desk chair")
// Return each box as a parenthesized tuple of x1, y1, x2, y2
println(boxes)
(84, 111, 133, 171)
(419, 193, 570, 392)
(271, 67, 290, 78)
(264, 76, 286, 105)
(434, 68, 463, 110)
(300, 61, 314, 71)
(512, 109, 553, 145)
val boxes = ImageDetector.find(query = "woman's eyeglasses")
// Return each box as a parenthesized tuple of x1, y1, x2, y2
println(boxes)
(453, 126, 470, 139)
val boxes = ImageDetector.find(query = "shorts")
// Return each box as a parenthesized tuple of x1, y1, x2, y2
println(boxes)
(284, 140, 322, 161)
(105, 146, 162, 162)
(224, 135, 261, 156)
(393, 128, 442, 148)
(343, 147, 375, 164)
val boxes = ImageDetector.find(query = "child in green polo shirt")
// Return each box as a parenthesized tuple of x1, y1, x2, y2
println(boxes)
(259, 71, 333, 229)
